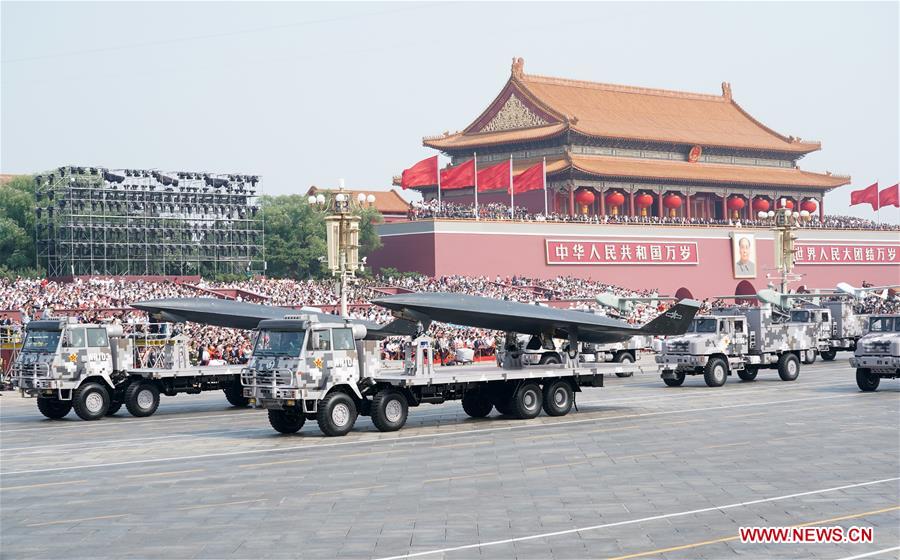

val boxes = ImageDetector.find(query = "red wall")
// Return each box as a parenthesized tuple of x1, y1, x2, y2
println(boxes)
(370, 221, 900, 299)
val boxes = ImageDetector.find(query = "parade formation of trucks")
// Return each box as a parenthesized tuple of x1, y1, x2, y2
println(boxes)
(850, 314, 900, 391)
(12, 318, 246, 420)
(656, 306, 819, 387)
(241, 314, 625, 436)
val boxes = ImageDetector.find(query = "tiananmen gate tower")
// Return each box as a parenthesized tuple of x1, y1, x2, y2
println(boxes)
(371, 59, 898, 297)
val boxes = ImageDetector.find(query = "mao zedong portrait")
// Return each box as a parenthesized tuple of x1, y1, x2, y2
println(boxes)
(735, 236, 756, 276)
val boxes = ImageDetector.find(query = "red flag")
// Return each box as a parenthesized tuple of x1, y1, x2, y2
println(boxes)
(512, 162, 544, 194)
(850, 182, 879, 209)
(879, 183, 899, 208)
(440, 159, 476, 190)
(400, 156, 438, 189)
(476, 160, 511, 192)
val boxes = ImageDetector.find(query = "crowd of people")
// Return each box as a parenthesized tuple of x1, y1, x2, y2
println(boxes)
(2, 274, 897, 369)
(407, 201, 900, 231)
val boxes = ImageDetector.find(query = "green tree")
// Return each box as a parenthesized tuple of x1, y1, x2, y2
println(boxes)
(259, 194, 384, 280)
(0, 175, 37, 273)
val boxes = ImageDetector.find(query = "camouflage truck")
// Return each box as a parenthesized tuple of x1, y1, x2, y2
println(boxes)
(242, 314, 616, 437)
(656, 306, 818, 387)
(12, 318, 245, 420)
(819, 300, 869, 361)
(849, 314, 900, 391)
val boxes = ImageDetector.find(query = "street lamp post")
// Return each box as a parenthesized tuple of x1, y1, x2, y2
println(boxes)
(757, 200, 812, 293)
(309, 181, 375, 317)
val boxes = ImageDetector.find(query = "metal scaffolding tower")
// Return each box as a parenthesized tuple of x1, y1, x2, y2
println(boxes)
(34, 166, 265, 278)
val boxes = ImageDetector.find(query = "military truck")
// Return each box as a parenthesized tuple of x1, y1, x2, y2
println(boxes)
(656, 306, 818, 387)
(849, 314, 900, 391)
(12, 318, 246, 420)
(818, 300, 869, 360)
(241, 314, 623, 437)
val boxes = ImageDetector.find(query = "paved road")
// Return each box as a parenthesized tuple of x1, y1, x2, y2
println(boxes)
(1, 356, 898, 559)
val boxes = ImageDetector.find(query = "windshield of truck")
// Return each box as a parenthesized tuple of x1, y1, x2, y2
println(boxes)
(254, 330, 304, 357)
(868, 317, 898, 333)
(22, 330, 61, 352)
(790, 310, 810, 322)
(688, 319, 717, 333)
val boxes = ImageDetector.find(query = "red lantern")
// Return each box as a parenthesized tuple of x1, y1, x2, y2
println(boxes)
(800, 199, 817, 213)
(575, 189, 595, 215)
(663, 194, 682, 208)
(752, 197, 770, 212)
(727, 196, 745, 220)
(663, 194, 682, 217)
(635, 193, 653, 216)
(605, 191, 625, 215)
(778, 199, 794, 210)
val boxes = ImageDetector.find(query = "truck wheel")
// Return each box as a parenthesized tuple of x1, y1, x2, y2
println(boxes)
(614, 351, 634, 364)
(125, 381, 160, 417)
(37, 397, 72, 419)
(73, 382, 110, 420)
(821, 349, 837, 361)
(512, 382, 542, 419)
(371, 390, 409, 431)
(856, 368, 880, 392)
(106, 401, 122, 416)
(777, 353, 800, 381)
(538, 354, 561, 365)
(461, 390, 493, 418)
(703, 358, 728, 387)
(802, 350, 817, 365)
(268, 409, 305, 434)
(737, 367, 758, 382)
(316, 392, 358, 437)
(542, 380, 573, 416)
(490, 385, 514, 415)
(224, 385, 249, 407)
(662, 371, 685, 387)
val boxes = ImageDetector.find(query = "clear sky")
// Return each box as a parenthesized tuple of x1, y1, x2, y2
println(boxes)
(2, 1, 898, 222)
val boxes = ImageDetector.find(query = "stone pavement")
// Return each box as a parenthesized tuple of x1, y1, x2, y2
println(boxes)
(1, 356, 898, 559)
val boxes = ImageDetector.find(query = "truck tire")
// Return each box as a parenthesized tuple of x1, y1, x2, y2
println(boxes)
(371, 389, 409, 431)
(224, 385, 249, 407)
(856, 368, 880, 392)
(538, 354, 561, 365)
(821, 349, 837, 361)
(614, 351, 634, 363)
(703, 358, 728, 387)
(106, 401, 122, 416)
(777, 353, 800, 381)
(73, 382, 110, 421)
(316, 392, 358, 437)
(491, 385, 514, 415)
(268, 409, 305, 434)
(542, 380, 573, 416)
(125, 381, 160, 417)
(512, 382, 542, 419)
(461, 390, 493, 418)
(37, 397, 72, 419)
(737, 367, 758, 382)
(802, 349, 817, 365)
(662, 371, 685, 387)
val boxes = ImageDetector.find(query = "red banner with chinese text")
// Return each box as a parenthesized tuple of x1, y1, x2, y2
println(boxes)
(546, 239, 699, 265)
(795, 244, 899, 265)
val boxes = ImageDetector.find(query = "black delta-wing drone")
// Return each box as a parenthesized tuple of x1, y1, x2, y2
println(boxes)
(372, 292, 701, 346)
(130, 298, 418, 340)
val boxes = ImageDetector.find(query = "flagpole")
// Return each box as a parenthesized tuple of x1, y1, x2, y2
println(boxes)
(473, 152, 479, 220)
(542, 157, 548, 216)
(509, 155, 514, 220)
(436, 157, 442, 210)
